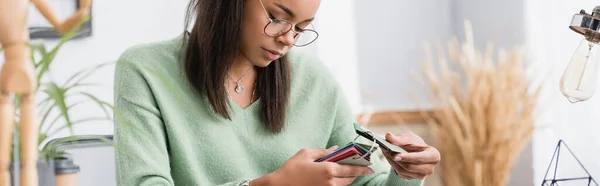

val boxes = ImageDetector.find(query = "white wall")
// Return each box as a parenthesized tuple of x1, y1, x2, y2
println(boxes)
(348, 0, 527, 113)
(353, 0, 453, 112)
(451, 0, 525, 50)
(310, 1, 362, 113)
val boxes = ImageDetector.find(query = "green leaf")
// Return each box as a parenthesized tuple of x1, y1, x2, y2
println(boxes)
(13, 94, 21, 111)
(38, 102, 57, 133)
(36, 28, 92, 86)
(29, 44, 47, 68)
(65, 83, 104, 92)
(44, 113, 63, 136)
(39, 135, 136, 161)
(46, 117, 112, 138)
(64, 98, 112, 121)
(75, 92, 113, 119)
(41, 83, 72, 134)
(38, 133, 48, 149)
(38, 135, 80, 161)
(38, 150, 66, 162)
(36, 48, 60, 85)
(64, 61, 115, 88)
(66, 100, 87, 110)
(60, 27, 91, 43)
(30, 45, 37, 65)
(40, 136, 78, 152)
(37, 96, 53, 113)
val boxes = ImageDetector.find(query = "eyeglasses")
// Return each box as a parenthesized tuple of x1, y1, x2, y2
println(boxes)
(258, 0, 319, 47)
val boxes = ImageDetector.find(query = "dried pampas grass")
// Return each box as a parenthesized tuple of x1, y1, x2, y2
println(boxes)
(413, 20, 541, 186)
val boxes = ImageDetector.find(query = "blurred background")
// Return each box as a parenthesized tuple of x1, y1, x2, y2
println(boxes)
(4, 0, 600, 185)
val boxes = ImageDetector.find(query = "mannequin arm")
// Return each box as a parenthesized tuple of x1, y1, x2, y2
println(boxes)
(30, 0, 62, 29)
(30, 0, 92, 35)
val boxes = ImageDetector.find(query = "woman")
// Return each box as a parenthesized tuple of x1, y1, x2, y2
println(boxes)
(113, 0, 440, 185)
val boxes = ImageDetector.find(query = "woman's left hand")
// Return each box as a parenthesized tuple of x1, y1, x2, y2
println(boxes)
(381, 132, 440, 180)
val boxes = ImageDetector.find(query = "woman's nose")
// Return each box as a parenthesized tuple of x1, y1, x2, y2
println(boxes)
(276, 30, 296, 46)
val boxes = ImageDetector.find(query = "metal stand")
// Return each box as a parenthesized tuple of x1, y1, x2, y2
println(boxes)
(541, 140, 598, 186)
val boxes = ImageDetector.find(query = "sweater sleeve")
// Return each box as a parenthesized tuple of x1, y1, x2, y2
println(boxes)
(113, 55, 175, 186)
(114, 51, 260, 186)
(326, 84, 423, 186)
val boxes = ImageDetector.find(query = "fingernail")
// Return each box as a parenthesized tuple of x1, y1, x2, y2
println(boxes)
(387, 132, 396, 138)
(409, 144, 429, 148)
(327, 145, 339, 151)
(367, 170, 375, 175)
(394, 155, 402, 161)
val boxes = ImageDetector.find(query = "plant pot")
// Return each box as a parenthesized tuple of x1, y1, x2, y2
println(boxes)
(8, 160, 55, 186)
(53, 155, 80, 186)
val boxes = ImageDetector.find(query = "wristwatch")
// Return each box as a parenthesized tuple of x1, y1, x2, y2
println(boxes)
(240, 180, 250, 186)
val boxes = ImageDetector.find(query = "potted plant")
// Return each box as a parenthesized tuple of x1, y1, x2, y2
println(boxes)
(4, 24, 115, 186)
(413, 20, 541, 186)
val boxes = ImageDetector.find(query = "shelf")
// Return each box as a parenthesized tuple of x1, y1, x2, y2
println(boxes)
(355, 110, 436, 126)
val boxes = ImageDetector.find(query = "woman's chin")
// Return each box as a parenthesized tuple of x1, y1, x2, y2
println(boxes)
(252, 60, 275, 67)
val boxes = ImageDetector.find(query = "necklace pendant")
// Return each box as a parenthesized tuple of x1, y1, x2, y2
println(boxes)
(235, 85, 244, 93)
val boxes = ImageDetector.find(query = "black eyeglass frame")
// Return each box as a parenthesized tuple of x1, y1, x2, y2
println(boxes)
(258, 0, 319, 47)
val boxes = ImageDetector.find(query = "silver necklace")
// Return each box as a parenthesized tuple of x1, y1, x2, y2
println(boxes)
(228, 67, 253, 94)
(225, 81, 257, 104)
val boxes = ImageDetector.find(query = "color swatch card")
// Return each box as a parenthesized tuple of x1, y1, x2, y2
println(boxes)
(353, 123, 408, 155)
(315, 142, 378, 166)
(315, 123, 408, 167)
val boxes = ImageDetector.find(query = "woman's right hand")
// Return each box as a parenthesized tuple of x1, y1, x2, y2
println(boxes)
(266, 146, 375, 186)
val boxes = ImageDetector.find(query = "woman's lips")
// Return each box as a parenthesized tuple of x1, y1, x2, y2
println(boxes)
(262, 48, 281, 60)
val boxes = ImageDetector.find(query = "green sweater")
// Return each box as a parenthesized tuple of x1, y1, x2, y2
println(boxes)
(113, 34, 423, 186)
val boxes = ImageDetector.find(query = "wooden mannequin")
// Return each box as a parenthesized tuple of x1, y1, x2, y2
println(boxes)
(0, 0, 92, 186)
